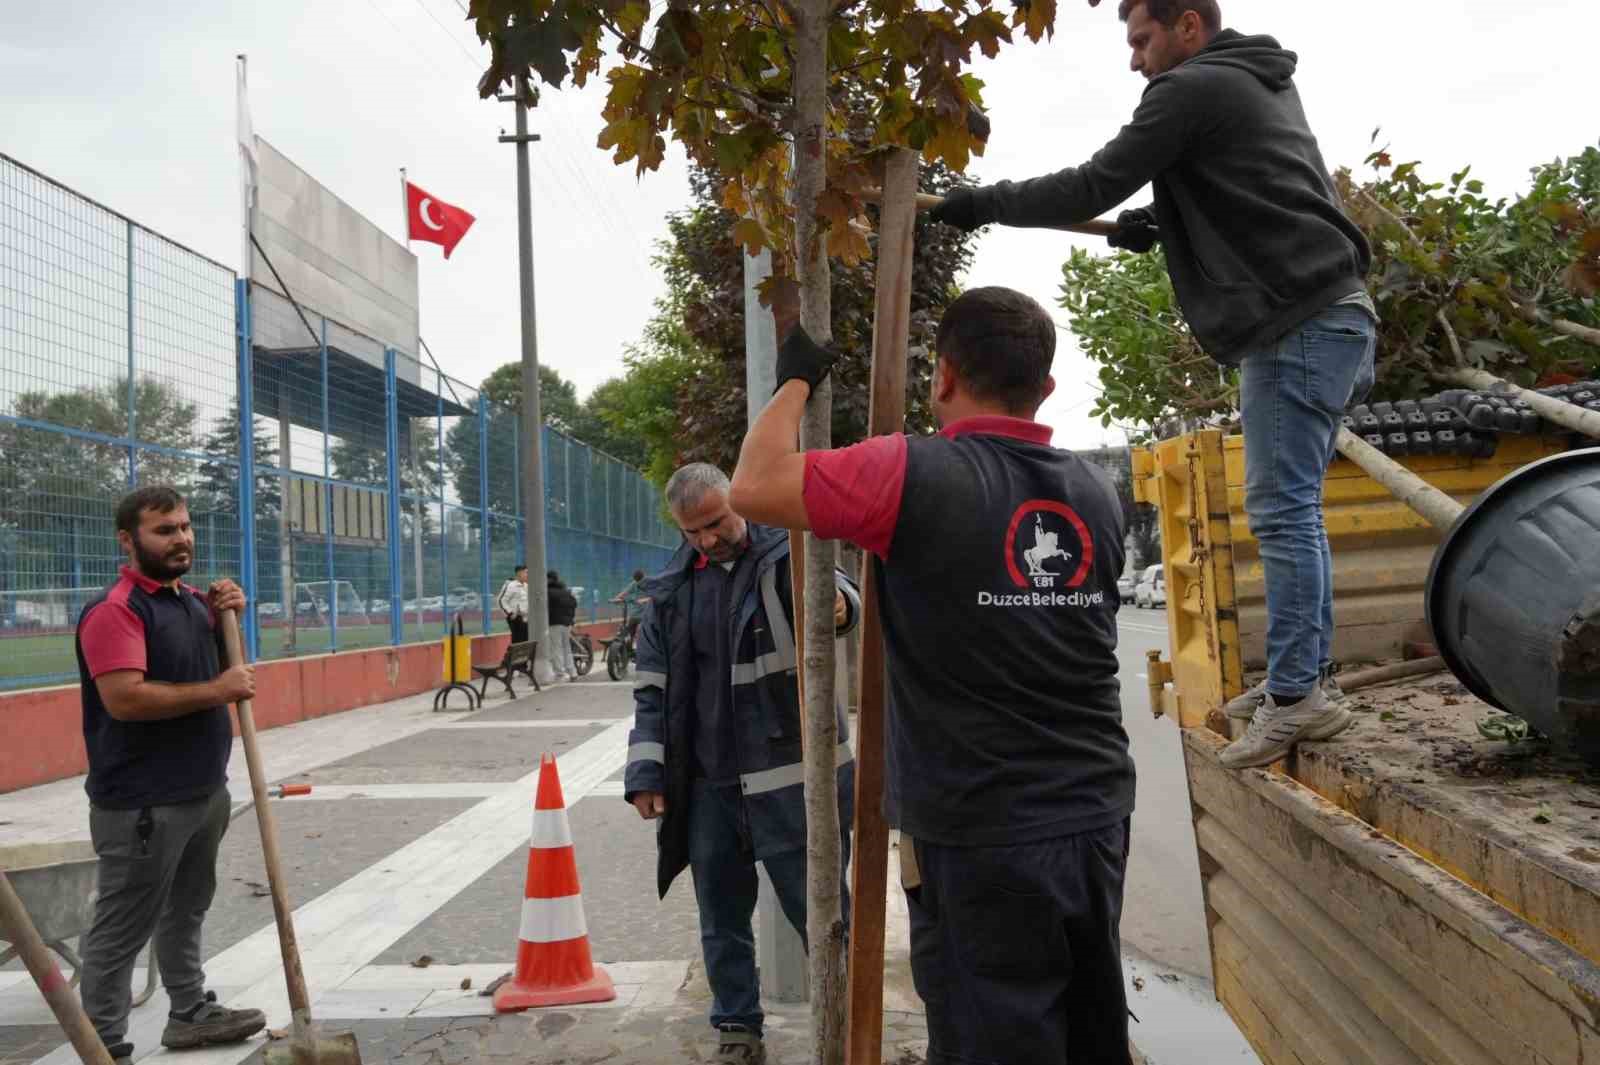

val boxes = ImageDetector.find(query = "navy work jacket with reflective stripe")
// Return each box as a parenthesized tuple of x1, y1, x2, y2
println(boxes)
(624, 522, 860, 899)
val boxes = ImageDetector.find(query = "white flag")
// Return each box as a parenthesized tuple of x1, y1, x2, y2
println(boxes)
(236, 54, 258, 274)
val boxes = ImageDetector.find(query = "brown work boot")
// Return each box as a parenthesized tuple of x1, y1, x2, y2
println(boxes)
(161, 991, 266, 1048)
(715, 1024, 766, 1064)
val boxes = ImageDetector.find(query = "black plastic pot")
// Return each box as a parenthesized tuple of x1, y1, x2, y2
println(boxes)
(1426, 448, 1600, 763)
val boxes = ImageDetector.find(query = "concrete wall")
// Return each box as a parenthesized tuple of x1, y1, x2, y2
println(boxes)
(0, 621, 621, 795)
(250, 137, 419, 362)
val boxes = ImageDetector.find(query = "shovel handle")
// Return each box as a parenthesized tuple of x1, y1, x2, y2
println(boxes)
(0, 872, 117, 1065)
(858, 187, 1119, 238)
(220, 612, 315, 1027)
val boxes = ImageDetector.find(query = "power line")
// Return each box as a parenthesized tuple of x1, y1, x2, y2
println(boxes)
(409, 0, 484, 69)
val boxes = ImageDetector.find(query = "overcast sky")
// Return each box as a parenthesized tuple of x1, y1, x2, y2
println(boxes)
(1, 0, 1591, 452)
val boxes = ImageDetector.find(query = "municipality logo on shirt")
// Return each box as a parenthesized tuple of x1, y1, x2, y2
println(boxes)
(977, 499, 1105, 607)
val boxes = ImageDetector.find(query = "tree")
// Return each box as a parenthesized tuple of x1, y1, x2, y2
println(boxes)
(575, 376, 652, 469)
(466, 0, 1071, 1051)
(195, 402, 281, 519)
(1062, 143, 1600, 434)
(623, 164, 974, 477)
(480, 363, 583, 430)
(0, 378, 199, 591)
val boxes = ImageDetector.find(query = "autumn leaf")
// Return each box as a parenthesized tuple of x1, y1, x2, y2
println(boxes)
(732, 218, 767, 256)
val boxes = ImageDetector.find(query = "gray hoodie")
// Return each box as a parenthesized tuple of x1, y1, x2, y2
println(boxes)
(971, 29, 1372, 363)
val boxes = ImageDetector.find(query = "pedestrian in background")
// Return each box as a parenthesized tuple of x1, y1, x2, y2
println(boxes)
(546, 569, 578, 680)
(498, 565, 530, 645)
(74, 486, 267, 1065)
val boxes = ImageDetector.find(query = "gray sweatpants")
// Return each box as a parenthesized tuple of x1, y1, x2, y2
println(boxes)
(81, 788, 230, 1048)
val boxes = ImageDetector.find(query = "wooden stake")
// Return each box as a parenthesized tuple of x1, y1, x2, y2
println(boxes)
(844, 147, 918, 1065)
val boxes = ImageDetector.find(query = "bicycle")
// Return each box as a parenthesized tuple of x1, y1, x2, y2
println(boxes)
(569, 630, 594, 677)
(599, 603, 640, 681)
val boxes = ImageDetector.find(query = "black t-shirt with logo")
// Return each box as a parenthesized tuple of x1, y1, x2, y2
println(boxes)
(806, 419, 1135, 846)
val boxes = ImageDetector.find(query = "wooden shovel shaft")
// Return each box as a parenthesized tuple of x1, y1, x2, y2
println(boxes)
(0, 872, 116, 1065)
(218, 611, 317, 1048)
(858, 187, 1118, 238)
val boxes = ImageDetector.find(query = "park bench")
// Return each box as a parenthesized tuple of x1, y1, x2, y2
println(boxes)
(473, 640, 539, 699)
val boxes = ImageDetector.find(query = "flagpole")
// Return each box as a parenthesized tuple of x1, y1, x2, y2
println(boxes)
(399, 166, 426, 640)
(399, 167, 410, 251)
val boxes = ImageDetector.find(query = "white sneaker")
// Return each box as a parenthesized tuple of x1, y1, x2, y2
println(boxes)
(1219, 687, 1354, 770)
(1224, 671, 1345, 721)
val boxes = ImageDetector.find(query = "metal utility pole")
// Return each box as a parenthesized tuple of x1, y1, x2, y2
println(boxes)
(743, 246, 808, 1004)
(500, 76, 551, 682)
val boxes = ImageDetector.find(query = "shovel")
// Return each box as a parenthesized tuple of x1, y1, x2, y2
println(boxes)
(858, 187, 1119, 238)
(219, 610, 362, 1065)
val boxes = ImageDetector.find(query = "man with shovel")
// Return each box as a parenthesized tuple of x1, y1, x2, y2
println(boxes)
(75, 485, 267, 1064)
(929, 0, 1376, 768)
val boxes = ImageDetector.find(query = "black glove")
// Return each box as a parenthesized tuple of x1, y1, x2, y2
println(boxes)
(1108, 207, 1160, 253)
(928, 187, 983, 232)
(774, 327, 837, 397)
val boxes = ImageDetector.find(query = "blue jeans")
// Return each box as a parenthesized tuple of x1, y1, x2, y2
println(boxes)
(1239, 303, 1376, 701)
(687, 778, 851, 1032)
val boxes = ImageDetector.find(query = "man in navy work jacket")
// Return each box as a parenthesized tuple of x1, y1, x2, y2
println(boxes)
(623, 463, 861, 1064)
(74, 486, 266, 1065)
(731, 287, 1137, 1063)
(929, 0, 1373, 769)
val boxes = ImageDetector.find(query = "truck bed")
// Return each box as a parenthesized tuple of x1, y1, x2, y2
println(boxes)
(1186, 668, 1600, 1065)
(1301, 669, 1600, 960)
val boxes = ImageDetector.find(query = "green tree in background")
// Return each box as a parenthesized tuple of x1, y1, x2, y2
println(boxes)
(1061, 143, 1600, 435)
(613, 164, 977, 480)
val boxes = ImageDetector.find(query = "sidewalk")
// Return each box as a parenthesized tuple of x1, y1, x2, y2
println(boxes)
(0, 676, 936, 1065)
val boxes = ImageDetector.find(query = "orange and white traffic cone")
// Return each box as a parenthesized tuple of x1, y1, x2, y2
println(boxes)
(493, 753, 616, 1011)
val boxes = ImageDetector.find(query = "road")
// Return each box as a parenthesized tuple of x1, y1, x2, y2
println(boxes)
(1113, 607, 1213, 980)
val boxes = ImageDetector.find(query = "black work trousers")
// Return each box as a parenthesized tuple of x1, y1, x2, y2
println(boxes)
(906, 819, 1132, 1064)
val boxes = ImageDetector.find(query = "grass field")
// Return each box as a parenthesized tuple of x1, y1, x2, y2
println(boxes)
(1, 619, 464, 689)
(1, 608, 622, 690)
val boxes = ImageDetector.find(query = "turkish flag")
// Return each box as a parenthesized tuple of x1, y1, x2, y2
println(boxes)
(406, 181, 475, 259)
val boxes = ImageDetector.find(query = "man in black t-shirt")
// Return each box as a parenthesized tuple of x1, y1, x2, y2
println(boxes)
(75, 486, 266, 1064)
(731, 287, 1136, 1063)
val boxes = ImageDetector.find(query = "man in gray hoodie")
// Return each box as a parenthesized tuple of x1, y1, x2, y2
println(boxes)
(932, 0, 1374, 768)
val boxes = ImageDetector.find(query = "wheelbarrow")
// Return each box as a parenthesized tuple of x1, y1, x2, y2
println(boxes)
(0, 785, 312, 1009)
(0, 842, 159, 1006)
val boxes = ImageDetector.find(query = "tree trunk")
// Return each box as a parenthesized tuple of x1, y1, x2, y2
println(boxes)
(1334, 428, 1464, 531)
(1447, 367, 1600, 442)
(792, 1, 845, 1062)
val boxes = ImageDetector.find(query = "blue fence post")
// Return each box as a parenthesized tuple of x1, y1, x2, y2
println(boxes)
(384, 349, 404, 646)
(126, 220, 137, 488)
(478, 395, 491, 636)
(320, 317, 336, 653)
(236, 278, 260, 661)
(437, 389, 446, 634)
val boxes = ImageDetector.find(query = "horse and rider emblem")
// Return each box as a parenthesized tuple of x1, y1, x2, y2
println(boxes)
(1003, 499, 1095, 590)
(1024, 513, 1072, 581)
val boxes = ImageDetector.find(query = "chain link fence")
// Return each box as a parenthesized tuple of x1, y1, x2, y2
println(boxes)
(0, 152, 676, 690)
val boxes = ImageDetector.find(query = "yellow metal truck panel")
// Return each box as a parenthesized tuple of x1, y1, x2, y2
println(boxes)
(1221, 434, 1570, 668)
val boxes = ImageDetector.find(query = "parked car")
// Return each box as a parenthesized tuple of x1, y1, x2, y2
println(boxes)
(257, 602, 283, 619)
(1134, 564, 1166, 610)
(1116, 575, 1136, 604)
